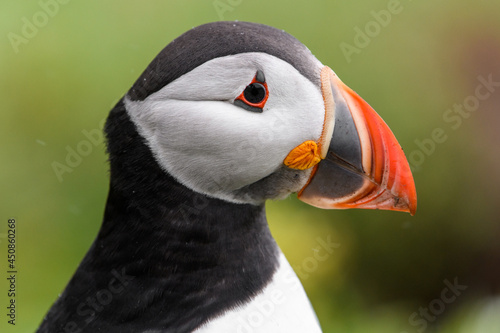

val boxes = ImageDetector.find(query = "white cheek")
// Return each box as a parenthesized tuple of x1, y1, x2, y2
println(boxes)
(259, 60, 325, 159)
(160, 57, 256, 101)
(132, 99, 297, 194)
(125, 53, 325, 203)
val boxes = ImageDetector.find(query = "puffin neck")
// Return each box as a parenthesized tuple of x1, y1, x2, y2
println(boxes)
(39, 99, 280, 333)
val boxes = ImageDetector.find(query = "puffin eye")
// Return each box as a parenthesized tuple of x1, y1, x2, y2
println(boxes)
(243, 83, 266, 104)
(234, 71, 269, 113)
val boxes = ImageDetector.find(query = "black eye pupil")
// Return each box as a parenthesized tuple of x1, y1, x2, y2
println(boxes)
(243, 83, 266, 104)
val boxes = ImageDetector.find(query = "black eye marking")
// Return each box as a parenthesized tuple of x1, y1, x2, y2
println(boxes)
(256, 69, 266, 83)
(234, 70, 269, 113)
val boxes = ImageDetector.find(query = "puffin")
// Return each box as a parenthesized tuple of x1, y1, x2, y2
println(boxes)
(37, 21, 416, 333)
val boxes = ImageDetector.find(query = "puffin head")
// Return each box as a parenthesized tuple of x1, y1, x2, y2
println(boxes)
(123, 21, 417, 215)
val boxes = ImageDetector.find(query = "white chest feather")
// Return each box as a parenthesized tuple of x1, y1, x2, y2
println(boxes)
(194, 253, 322, 333)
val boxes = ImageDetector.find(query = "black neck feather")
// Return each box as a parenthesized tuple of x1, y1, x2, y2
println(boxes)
(37, 100, 280, 333)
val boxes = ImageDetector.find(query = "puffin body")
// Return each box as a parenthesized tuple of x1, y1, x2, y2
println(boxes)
(37, 22, 416, 332)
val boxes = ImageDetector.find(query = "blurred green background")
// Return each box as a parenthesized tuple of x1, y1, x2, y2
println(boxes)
(1, 0, 499, 332)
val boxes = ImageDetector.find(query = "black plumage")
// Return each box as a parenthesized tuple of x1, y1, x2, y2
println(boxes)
(128, 21, 320, 101)
(37, 100, 279, 332)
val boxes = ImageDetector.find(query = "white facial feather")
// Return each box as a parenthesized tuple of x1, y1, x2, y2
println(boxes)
(125, 53, 325, 204)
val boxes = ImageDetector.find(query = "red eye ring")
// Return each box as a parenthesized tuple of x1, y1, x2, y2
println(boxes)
(234, 72, 269, 113)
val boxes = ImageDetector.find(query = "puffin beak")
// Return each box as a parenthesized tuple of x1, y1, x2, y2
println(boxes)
(297, 67, 417, 215)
